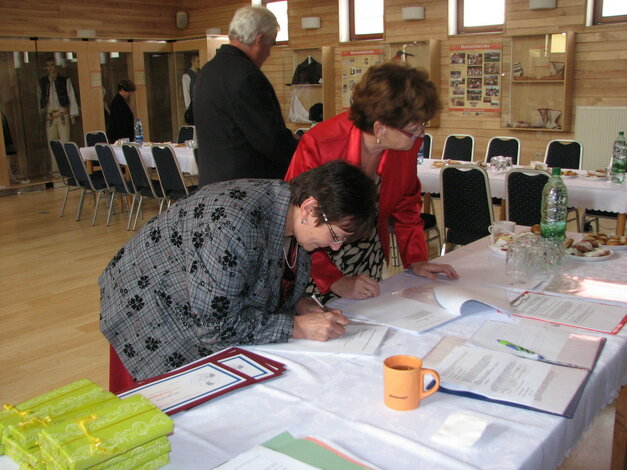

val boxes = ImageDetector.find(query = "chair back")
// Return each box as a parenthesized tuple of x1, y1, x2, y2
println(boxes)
(485, 136, 520, 164)
(506, 169, 550, 227)
(63, 142, 94, 189)
(441, 164, 493, 246)
(95, 144, 133, 195)
(152, 145, 190, 200)
(442, 134, 474, 161)
(421, 133, 433, 159)
(176, 126, 195, 144)
(49, 140, 75, 182)
(85, 131, 109, 147)
(122, 144, 162, 199)
(544, 140, 582, 169)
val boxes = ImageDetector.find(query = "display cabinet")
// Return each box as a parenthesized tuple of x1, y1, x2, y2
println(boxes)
(501, 32, 575, 132)
(384, 40, 441, 127)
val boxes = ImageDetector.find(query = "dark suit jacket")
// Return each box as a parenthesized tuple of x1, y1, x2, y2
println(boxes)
(107, 93, 134, 142)
(194, 44, 297, 187)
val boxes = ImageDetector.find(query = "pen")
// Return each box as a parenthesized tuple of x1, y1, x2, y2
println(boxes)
(497, 339, 544, 360)
(311, 294, 329, 312)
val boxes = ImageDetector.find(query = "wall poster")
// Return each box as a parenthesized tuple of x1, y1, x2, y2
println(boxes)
(341, 49, 384, 109)
(448, 43, 501, 115)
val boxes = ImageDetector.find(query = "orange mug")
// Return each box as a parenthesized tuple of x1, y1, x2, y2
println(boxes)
(383, 355, 440, 411)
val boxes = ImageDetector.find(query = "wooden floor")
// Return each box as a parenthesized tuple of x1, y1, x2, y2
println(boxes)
(0, 185, 615, 470)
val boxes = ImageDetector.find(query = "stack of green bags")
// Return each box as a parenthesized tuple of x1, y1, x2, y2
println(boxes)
(1, 379, 173, 469)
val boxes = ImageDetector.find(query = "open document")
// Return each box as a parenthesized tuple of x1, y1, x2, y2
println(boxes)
(433, 283, 627, 335)
(423, 335, 598, 418)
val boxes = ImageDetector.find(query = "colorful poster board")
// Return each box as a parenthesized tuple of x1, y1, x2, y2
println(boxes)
(448, 43, 502, 115)
(341, 49, 384, 109)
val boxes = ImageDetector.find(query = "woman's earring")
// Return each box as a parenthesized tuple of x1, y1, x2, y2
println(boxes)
(376, 137, 381, 145)
(300, 218, 307, 224)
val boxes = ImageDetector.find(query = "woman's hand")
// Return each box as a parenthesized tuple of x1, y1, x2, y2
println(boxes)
(292, 308, 349, 341)
(330, 274, 380, 299)
(410, 261, 459, 280)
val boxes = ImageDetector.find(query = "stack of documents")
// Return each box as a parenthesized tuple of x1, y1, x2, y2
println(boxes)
(120, 347, 285, 415)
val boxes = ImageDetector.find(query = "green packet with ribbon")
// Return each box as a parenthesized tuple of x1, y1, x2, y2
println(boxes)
(39, 435, 171, 470)
(1, 379, 109, 454)
(39, 394, 173, 470)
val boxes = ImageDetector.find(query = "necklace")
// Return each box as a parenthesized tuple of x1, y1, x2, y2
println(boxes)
(283, 237, 297, 269)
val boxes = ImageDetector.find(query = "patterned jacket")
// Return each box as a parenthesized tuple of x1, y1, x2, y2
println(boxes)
(99, 180, 310, 381)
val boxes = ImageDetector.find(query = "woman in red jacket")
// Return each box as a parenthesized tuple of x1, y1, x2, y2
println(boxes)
(285, 63, 458, 302)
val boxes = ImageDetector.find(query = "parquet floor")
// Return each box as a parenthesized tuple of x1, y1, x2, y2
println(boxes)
(0, 184, 613, 469)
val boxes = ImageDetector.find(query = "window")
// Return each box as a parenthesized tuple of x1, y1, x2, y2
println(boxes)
(456, 0, 504, 34)
(593, 0, 627, 25)
(349, 0, 383, 41)
(263, 0, 289, 44)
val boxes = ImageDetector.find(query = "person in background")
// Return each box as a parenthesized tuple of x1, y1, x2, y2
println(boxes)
(194, 6, 297, 187)
(38, 56, 79, 173)
(106, 79, 136, 143)
(182, 54, 199, 125)
(285, 63, 459, 303)
(99, 161, 377, 392)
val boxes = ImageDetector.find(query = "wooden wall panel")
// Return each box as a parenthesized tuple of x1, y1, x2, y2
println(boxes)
(182, 0, 247, 37)
(287, 0, 339, 49)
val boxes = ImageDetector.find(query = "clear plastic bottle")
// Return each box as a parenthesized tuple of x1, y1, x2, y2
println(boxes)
(610, 131, 626, 184)
(134, 118, 144, 147)
(417, 143, 424, 166)
(540, 167, 568, 242)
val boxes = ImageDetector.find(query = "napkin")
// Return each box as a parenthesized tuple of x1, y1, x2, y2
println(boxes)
(431, 412, 492, 447)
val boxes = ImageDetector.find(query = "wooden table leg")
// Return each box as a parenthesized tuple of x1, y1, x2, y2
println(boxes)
(611, 384, 627, 470)
(423, 193, 432, 215)
(616, 213, 625, 237)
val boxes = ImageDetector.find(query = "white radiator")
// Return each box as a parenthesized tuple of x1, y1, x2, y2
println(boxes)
(575, 106, 627, 171)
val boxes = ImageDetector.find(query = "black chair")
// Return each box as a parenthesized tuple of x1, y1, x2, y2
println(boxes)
(544, 139, 582, 170)
(505, 169, 550, 227)
(122, 144, 165, 230)
(85, 131, 108, 147)
(95, 143, 136, 229)
(176, 126, 195, 144)
(485, 136, 520, 164)
(442, 134, 474, 162)
(152, 145, 197, 208)
(389, 212, 442, 266)
(582, 210, 618, 233)
(63, 142, 108, 225)
(49, 140, 80, 217)
(441, 164, 493, 254)
(544, 139, 582, 229)
(420, 133, 433, 160)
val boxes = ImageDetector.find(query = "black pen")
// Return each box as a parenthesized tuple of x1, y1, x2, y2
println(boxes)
(311, 294, 329, 312)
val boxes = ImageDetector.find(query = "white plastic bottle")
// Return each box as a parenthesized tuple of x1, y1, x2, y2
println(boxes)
(134, 118, 144, 147)
(610, 131, 626, 184)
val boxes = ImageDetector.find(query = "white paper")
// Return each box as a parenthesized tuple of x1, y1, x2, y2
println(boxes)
(433, 284, 512, 316)
(214, 445, 321, 470)
(219, 355, 276, 380)
(431, 412, 492, 447)
(344, 293, 458, 332)
(253, 323, 388, 355)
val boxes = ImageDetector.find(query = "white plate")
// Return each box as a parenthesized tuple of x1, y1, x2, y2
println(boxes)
(560, 174, 578, 179)
(566, 249, 613, 261)
(582, 174, 608, 181)
(488, 243, 508, 256)
(601, 244, 627, 251)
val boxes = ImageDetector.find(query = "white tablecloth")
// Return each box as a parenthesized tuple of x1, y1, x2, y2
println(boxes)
(160, 238, 626, 470)
(418, 160, 627, 214)
(79, 144, 198, 176)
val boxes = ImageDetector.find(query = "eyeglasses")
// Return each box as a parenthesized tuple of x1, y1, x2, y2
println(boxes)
(321, 212, 348, 244)
(397, 123, 427, 140)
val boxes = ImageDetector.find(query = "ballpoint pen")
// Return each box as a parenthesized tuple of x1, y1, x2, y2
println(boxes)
(497, 339, 544, 360)
(311, 294, 329, 312)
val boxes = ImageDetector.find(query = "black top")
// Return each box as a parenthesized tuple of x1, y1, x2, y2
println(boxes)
(107, 93, 134, 143)
(193, 44, 297, 187)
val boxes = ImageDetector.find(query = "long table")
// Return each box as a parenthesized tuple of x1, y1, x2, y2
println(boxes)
(79, 143, 198, 175)
(160, 236, 625, 469)
(418, 159, 627, 236)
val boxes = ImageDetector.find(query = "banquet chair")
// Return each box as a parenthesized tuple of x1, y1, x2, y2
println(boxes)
(95, 143, 136, 229)
(420, 133, 433, 160)
(544, 139, 583, 229)
(63, 142, 108, 225)
(389, 212, 442, 266)
(49, 140, 80, 217)
(152, 144, 198, 208)
(544, 139, 582, 170)
(442, 134, 475, 162)
(176, 125, 195, 144)
(122, 144, 165, 230)
(505, 169, 550, 227)
(485, 136, 520, 164)
(582, 210, 617, 233)
(84, 131, 108, 147)
(440, 164, 493, 254)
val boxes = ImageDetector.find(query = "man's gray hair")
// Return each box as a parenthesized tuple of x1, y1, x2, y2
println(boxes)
(228, 6, 279, 46)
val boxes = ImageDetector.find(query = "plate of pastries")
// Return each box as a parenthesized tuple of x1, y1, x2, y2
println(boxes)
(563, 232, 624, 260)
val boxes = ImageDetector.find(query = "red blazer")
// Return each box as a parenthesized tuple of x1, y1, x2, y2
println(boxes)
(285, 112, 427, 293)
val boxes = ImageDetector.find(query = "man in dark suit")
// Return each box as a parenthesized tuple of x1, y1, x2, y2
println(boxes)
(106, 79, 136, 143)
(194, 6, 297, 187)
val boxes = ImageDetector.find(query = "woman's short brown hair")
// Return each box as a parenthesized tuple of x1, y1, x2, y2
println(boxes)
(349, 63, 441, 133)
